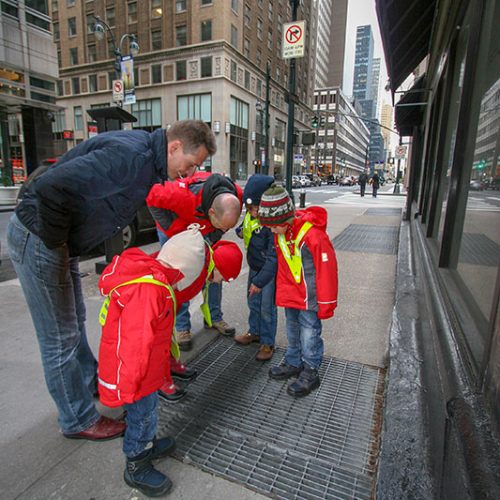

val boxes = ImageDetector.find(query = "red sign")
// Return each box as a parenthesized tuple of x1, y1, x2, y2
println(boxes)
(63, 130, 74, 140)
(285, 24, 303, 44)
(88, 123, 98, 138)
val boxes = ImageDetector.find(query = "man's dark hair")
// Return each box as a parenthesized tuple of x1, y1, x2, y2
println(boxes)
(167, 120, 217, 156)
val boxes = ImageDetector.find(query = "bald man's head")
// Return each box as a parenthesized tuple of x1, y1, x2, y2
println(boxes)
(208, 193, 241, 232)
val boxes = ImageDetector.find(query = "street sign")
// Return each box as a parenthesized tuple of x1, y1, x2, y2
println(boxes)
(282, 21, 305, 59)
(112, 79, 124, 102)
(395, 145, 407, 159)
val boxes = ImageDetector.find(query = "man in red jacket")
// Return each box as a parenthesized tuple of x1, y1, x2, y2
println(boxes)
(147, 172, 243, 350)
(258, 185, 338, 397)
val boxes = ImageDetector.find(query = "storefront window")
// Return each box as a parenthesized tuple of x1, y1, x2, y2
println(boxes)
(230, 96, 249, 180)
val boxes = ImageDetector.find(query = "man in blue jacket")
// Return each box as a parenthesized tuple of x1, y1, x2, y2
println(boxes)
(7, 119, 216, 441)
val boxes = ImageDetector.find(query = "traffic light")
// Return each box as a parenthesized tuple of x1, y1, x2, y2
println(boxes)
(311, 115, 319, 129)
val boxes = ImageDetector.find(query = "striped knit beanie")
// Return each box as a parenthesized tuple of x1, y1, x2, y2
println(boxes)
(258, 184, 295, 226)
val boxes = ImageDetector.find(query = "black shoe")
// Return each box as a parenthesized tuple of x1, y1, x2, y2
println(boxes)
(151, 436, 176, 460)
(158, 384, 187, 403)
(124, 449, 172, 497)
(287, 367, 320, 397)
(268, 362, 302, 380)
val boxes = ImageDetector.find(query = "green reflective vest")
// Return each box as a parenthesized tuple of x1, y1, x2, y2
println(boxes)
(98, 275, 180, 359)
(277, 221, 313, 283)
(242, 212, 261, 249)
(199, 245, 216, 327)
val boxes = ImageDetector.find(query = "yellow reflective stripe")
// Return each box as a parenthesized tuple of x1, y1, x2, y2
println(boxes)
(277, 222, 313, 283)
(242, 212, 261, 249)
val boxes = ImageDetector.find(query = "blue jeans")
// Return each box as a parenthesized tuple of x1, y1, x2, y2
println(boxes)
(157, 229, 223, 331)
(284, 308, 323, 370)
(7, 214, 99, 433)
(123, 392, 158, 458)
(247, 270, 277, 346)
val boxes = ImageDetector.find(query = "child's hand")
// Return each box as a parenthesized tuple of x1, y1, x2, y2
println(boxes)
(248, 284, 261, 296)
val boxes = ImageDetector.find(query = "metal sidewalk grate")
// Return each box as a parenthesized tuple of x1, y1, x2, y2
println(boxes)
(332, 224, 399, 254)
(459, 233, 500, 267)
(158, 337, 385, 500)
(364, 208, 402, 216)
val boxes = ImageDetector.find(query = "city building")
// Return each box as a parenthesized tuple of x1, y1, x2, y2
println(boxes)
(370, 57, 380, 119)
(312, 86, 369, 176)
(0, 0, 59, 182)
(380, 103, 393, 150)
(52, 0, 317, 180)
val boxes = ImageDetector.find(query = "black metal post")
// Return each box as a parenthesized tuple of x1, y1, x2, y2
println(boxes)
(285, 0, 300, 196)
(263, 62, 271, 176)
(394, 135, 402, 194)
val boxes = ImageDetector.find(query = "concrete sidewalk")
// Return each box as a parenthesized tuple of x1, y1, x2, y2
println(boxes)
(0, 187, 405, 499)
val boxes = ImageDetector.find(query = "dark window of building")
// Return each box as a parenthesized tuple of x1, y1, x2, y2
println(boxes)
(244, 4, 251, 26)
(1, 1, 18, 17)
(231, 24, 238, 48)
(72, 77, 80, 94)
(88, 74, 97, 92)
(68, 17, 76, 37)
(67, 0, 76, 7)
(201, 20, 212, 41)
(176, 0, 186, 12)
(151, 30, 162, 50)
(74, 105, 83, 130)
(131, 98, 162, 131)
(30, 76, 55, 91)
(176, 60, 187, 80)
(244, 70, 250, 89)
(57, 80, 63, 96)
(27, 1, 49, 15)
(201, 0, 212, 5)
(201, 56, 212, 78)
(256, 49, 261, 67)
(86, 14, 94, 34)
(231, 0, 238, 13)
(88, 44, 96, 62)
(244, 38, 250, 58)
(106, 7, 115, 27)
(152, 64, 162, 83)
(229, 96, 249, 180)
(267, 29, 272, 50)
(134, 66, 139, 86)
(176, 25, 187, 46)
(108, 71, 115, 88)
(53, 22, 59, 41)
(151, 0, 162, 18)
(69, 47, 78, 65)
(27, 12, 50, 31)
(31, 91, 56, 103)
(128, 1, 137, 24)
(230, 60, 237, 82)
(257, 18, 263, 40)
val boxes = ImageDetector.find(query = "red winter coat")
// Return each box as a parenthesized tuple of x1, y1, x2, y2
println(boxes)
(274, 207, 338, 319)
(146, 172, 243, 244)
(97, 248, 182, 407)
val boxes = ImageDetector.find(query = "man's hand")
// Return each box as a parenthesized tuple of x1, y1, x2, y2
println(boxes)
(248, 284, 261, 297)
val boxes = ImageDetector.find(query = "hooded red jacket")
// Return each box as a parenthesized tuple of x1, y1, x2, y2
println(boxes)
(274, 207, 338, 319)
(97, 248, 183, 407)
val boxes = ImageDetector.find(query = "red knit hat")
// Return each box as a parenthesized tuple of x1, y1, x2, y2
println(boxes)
(212, 241, 243, 282)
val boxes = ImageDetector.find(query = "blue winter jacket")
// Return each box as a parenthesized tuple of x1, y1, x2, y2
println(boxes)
(16, 128, 167, 256)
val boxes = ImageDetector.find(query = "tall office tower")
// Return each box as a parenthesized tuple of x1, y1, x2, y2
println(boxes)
(371, 58, 381, 119)
(380, 103, 393, 150)
(314, 0, 347, 89)
(0, 1, 59, 181)
(52, 0, 316, 181)
(352, 25, 374, 102)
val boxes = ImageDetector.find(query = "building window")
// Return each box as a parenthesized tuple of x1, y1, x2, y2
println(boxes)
(256, 49, 261, 67)
(244, 38, 250, 58)
(176, 0, 186, 12)
(267, 29, 272, 50)
(57, 80, 63, 96)
(257, 18, 263, 40)
(201, 0, 212, 5)
(201, 20, 212, 42)
(231, 25, 238, 48)
(88, 44, 96, 63)
(230, 96, 249, 180)
(86, 14, 94, 34)
(72, 77, 80, 94)
(88, 74, 97, 93)
(69, 47, 78, 65)
(244, 4, 251, 26)
(177, 93, 211, 122)
(231, 0, 238, 13)
(151, 0, 162, 18)
(230, 60, 237, 82)
(51, 0, 57, 12)
(176, 25, 187, 46)
(244, 70, 250, 89)
(201, 56, 212, 78)
(152, 64, 162, 84)
(108, 71, 115, 88)
(131, 98, 162, 131)
(68, 17, 76, 37)
(74, 106, 83, 130)
(67, 0, 75, 7)
(128, 2, 137, 24)
(151, 30, 162, 50)
(1, 0, 18, 17)
(268, 1, 273, 21)
(106, 7, 115, 27)
(53, 22, 59, 41)
(176, 60, 187, 80)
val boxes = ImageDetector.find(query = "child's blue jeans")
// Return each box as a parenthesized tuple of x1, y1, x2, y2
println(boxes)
(284, 308, 323, 370)
(123, 392, 158, 458)
(247, 270, 277, 346)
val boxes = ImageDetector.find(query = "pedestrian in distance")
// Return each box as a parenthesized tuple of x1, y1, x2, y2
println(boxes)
(258, 185, 338, 397)
(371, 171, 380, 197)
(359, 171, 368, 197)
(147, 172, 243, 352)
(7, 119, 215, 441)
(234, 174, 278, 362)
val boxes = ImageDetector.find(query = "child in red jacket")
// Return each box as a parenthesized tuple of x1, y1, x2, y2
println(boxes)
(258, 185, 338, 397)
(98, 225, 242, 497)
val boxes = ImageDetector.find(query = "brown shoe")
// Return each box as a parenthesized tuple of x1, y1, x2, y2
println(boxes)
(176, 330, 192, 351)
(63, 415, 126, 441)
(255, 344, 274, 361)
(234, 332, 260, 345)
(206, 320, 236, 336)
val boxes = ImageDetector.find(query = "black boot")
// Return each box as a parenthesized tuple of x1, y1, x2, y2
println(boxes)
(124, 449, 172, 497)
(287, 366, 320, 397)
(151, 436, 176, 460)
(269, 362, 302, 380)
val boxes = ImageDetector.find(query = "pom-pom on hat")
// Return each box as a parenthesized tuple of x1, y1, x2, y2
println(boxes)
(258, 184, 295, 226)
(243, 174, 275, 206)
(156, 224, 206, 290)
(212, 240, 243, 282)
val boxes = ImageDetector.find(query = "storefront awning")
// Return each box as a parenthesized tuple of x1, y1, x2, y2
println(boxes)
(395, 75, 427, 136)
(376, 0, 437, 93)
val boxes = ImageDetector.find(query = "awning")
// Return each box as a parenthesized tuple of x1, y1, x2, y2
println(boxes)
(376, 0, 437, 92)
(395, 75, 427, 136)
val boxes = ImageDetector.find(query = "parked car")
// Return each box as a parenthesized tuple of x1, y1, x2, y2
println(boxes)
(297, 175, 312, 187)
(469, 179, 485, 191)
(339, 176, 353, 186)
(326, 175, 337, 185)
(305, 173, 322, 187)
(291, 175, 301, 188)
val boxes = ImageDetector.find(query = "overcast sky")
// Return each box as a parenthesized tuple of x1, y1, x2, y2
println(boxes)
(342, 0, 389, 104)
